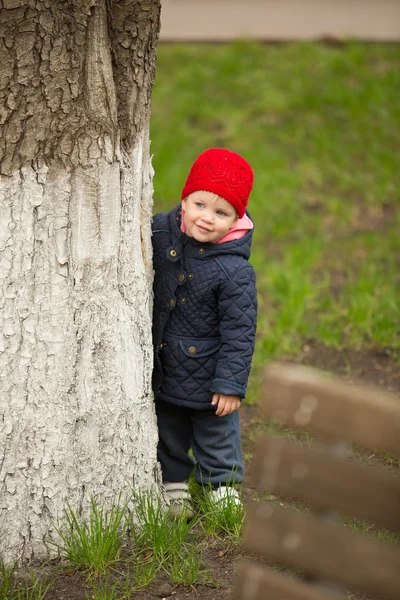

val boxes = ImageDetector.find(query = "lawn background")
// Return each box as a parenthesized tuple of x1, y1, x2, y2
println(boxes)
(2, 40, 399, 600)
(150, 41, 400, 402)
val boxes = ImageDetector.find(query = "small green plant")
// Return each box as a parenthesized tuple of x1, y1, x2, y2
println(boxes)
(129, 491, 195, 560)
(129, 556, 159, 591)
(167, 545, 214, 587)
(14, 573, 51, 600)
(0, 561, 15, 599)
(342, 517, 400, 546)
(198, 485, 245, 545)
(86, 576, 120, 600)
(56, 494, 128, 573)
(0, 567, 51, 600)
(129, 491, 166, 557)
(127, 490, 212, 588)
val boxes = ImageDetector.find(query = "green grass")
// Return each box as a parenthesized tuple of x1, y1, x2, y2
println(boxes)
(167, 544, 215, 587)
(128, 490, 217, 588)
(86, 577, 121, 600)
(0, 562, 14, 600)
(52, 491, 226, 595)
(151, 41, 400, 389)
(128, 490, 196, 562)
(342, 516, 400, 546)
(149, 40, 400, 560)
(0, 564, 50, 600)
(3, 41, 398, 600)
(13, 574, 50, 600)
(55, 495, 128, 573)
(198, 491, 245, 546)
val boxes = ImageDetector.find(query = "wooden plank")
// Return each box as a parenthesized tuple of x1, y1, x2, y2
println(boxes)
(261, 363, 400, 456)
(234, 562, 342, 600)
(251, 436, 400, 532)
(244, 502, 400, 600)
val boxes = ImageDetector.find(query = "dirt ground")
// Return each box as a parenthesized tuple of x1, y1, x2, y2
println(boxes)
(39, 344, 400, 600)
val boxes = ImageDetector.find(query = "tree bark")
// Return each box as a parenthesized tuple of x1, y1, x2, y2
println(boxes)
(0, 0, 161, 563)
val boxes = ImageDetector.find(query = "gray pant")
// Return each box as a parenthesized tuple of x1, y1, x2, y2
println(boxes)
(155, 398, 244, 487)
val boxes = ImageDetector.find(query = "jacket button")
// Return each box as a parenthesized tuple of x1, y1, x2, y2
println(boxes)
(199, 248, 205, 254)
(188, 346, 197, 355)
(181, 297, 187, 303)
(188, 272, 194, 280)
(169, 298, 175, 307)
(170, 249, 177, 257)
(178, 273, 185, 282)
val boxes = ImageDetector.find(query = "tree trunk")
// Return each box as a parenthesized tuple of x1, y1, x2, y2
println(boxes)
(0, 0, 161, 563)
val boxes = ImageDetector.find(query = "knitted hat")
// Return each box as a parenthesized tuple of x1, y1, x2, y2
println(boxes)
(181, 148, 254, 218)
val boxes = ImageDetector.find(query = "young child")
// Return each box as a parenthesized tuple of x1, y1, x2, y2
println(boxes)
(152, 148, 257, 516)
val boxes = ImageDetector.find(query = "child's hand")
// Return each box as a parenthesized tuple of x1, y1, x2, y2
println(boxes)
(211, 393, 241, 417)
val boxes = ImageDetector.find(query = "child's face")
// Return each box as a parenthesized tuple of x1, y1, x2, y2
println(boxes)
(182, 191, 238, 243)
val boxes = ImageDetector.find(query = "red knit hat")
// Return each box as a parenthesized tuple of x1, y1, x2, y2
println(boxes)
(181, 148, 254, 218)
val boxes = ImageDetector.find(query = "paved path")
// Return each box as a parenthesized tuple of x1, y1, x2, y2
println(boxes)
(160, 0, 400, 41)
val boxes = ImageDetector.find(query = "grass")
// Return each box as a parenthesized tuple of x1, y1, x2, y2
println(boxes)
(128, 489, 231, 587)
(3, 40, 399, 599)
(151, 40, 400, 398)
(54, 489, 231, 594)
(200, 496, 245, 546)
(149, 40, 400, 580)
(86, 576, 120, 600)
(167, 545, 215, 587)
(342, 516, 400, 546)
(195, 484, 245, 546)
(13, 575, 50, 600)
(0, 561, 14, 599)
(128, 490, 196, 562)
(3, 483, 397, 598)
(0, 564, 50, 600)
(55, 495, 128, 573)
(49, 488, 230, 594)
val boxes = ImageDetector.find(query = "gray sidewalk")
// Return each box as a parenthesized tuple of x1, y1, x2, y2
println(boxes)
(160, 0, 400, 41)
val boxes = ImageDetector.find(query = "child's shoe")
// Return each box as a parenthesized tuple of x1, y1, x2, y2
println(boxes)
(164, 481, 194, 519)
(208, 485, 242, 508)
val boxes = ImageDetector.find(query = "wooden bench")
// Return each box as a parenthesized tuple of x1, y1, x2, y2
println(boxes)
(234, 363, 400, 600)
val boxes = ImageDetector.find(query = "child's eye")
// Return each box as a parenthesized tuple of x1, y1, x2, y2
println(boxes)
(216, 210, 227, 216)
(195, 202, 204, 208)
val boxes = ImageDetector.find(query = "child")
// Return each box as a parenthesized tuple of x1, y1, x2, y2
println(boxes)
(152, 148, 257, 516)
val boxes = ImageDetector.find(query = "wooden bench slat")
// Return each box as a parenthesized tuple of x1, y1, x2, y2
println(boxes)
(244, 502, 400, 600)
(261, 363, 400, 456)
(251, 436, 400, 532)
(234, 562, 343, 600)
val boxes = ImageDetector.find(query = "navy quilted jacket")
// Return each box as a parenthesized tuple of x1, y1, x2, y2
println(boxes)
(152, 204, 257, 409)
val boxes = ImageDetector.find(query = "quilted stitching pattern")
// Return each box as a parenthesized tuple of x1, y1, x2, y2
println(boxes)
(213, 266, 256, 388)
(166, 257, 222, 338)
(158, 337, 222, 405)
(152, 205, 257, 409)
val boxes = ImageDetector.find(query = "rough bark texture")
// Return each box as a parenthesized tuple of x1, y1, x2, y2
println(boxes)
(0, 0, 161, 563)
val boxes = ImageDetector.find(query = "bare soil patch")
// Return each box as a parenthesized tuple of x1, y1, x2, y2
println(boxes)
(299, 344, 400, 394)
